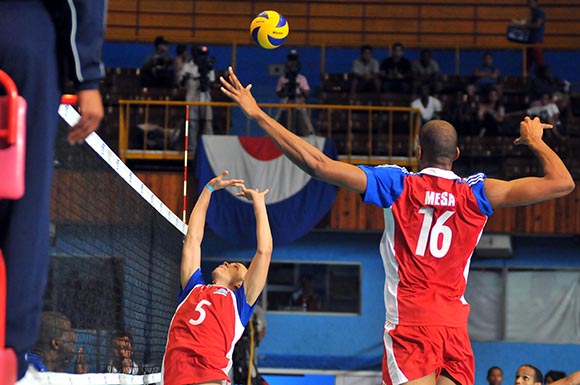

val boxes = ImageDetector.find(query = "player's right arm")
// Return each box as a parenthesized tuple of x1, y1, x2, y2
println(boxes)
(220, 67, 368, 194)
(181, 170, 244, 288)
(484, 116, 575, 208)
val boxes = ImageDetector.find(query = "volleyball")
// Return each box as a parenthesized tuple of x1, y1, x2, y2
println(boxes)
(250, 10, 289, 49)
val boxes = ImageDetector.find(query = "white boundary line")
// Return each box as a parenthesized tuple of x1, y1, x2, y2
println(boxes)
(58, 104, 187, 235)
(40, 371, 161, 385)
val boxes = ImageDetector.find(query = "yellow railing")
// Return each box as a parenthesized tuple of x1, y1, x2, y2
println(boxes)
(118, 99, 421, 169)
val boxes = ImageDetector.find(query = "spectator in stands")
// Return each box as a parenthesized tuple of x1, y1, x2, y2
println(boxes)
(290, 273, 321, 311)
(442, 85, 480, 136)
(472, 52, 501, 94)
(478, 89, 505, 136)
(527, 93, 564, 139)
(411, 48, 442, 94)
(141, 35, 174, 88)
(515, 366, 580, 385)
(179, 44, 216, 152)
(173, 43, 190, 88)
(350, 44, 381, 98)
(528, 65, 570, 120)
(232, 302, 268, 385)
(545, 371, 567, 385)
(105, 331, 140, 375)
(411, 85, 443, 124)
(380, 42, 412, 94)
(524, 0, 546, 73)
(529, 65, 558, 104)
(487, 366, 504, 385)
(27, 311, 87, 374)
(275, 49, 314, 136)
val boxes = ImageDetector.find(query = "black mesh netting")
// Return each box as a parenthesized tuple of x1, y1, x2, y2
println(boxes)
(43, 122, 183, 374)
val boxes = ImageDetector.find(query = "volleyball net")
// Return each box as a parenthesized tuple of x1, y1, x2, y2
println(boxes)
(38, 106, 187, 383)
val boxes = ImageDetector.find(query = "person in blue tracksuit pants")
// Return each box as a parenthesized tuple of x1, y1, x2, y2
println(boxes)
(0, 0, 105, 381)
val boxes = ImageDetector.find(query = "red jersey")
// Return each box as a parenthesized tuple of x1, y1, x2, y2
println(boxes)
(162, 269, 254, 385)
(360, 166, 493, 327)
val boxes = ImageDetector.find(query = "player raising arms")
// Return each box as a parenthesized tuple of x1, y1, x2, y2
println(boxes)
(220, 67, 574, 385)
(162, 170, 272, 385)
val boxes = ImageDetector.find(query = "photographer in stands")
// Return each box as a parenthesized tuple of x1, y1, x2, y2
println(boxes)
(141, 35, 174, 88)
(275, 49, 314, 136)
(180, 45, 216, 152)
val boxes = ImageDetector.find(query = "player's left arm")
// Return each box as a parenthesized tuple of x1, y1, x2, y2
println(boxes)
(484, 117, 574, 208)
(181, 171, 244, 288)
(237, 185, 273, 305)
(551, 371, 580, 385)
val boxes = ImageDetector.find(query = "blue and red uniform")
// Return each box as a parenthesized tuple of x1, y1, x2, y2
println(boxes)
(359, 165, 493, 385)
(162, 269, 255, 385)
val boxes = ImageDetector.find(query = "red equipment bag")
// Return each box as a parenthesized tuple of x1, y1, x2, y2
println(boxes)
(0, 69, 27, 200)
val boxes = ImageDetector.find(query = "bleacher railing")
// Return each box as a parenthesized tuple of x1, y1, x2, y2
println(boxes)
(117, 99, 422, 169)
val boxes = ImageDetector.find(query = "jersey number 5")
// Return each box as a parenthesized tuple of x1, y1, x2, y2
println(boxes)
(415, 208, 455, 258)
(189, 300, 212, 326)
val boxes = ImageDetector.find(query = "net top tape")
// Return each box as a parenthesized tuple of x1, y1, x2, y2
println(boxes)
(58, 104, 187, 236)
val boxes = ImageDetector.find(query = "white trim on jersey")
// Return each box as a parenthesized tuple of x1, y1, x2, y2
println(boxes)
(382, 208, 400, 324)
(222, 289, 246, 379)
(419, 167, 461, 180)
(376, 164, 410, 174)
(465, 173, 486, 186)
(460, 222, 487, 304)
(383, 322, 409, 385)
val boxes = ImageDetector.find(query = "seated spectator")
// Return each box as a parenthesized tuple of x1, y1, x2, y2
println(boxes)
(472, 52, 501, 94)
(350, 45, 381, 97)
(545, 371, 567, 385)
(141, 35, 174, 88)
(291, 274, 321, 311)
(106, 331, 140, 375)
(487, 366, 504, 385)
(411, 49, 442, 94)
(442, 86, 479, 136)
(27, 311, 87, 374)
(528, 64, 570, 118)
(478, 89, 505, 136)
(380, 42, 412, 94)
(527, 93, 564, 139)
(411, 85, 442, 124)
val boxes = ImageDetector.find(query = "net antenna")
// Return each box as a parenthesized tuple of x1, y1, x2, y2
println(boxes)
(183, 105, 190, 223)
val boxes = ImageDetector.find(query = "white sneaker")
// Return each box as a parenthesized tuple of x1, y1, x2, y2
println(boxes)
(15, 365, 45, 385)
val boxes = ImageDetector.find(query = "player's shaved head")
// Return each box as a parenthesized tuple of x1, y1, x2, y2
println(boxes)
(419, 120, 458, 168)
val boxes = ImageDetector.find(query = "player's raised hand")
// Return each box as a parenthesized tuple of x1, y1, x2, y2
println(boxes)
(220, 66, 261, 120)
(207, 170, 244, 192)
(235, 183, 269, 203)
(514, 116, 552, 146)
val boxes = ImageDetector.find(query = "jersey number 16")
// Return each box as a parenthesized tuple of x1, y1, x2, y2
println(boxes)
(415, 208, 455, 258)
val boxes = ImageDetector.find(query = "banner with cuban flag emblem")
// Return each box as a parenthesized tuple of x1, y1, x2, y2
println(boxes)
(195, 135, 338, 247)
